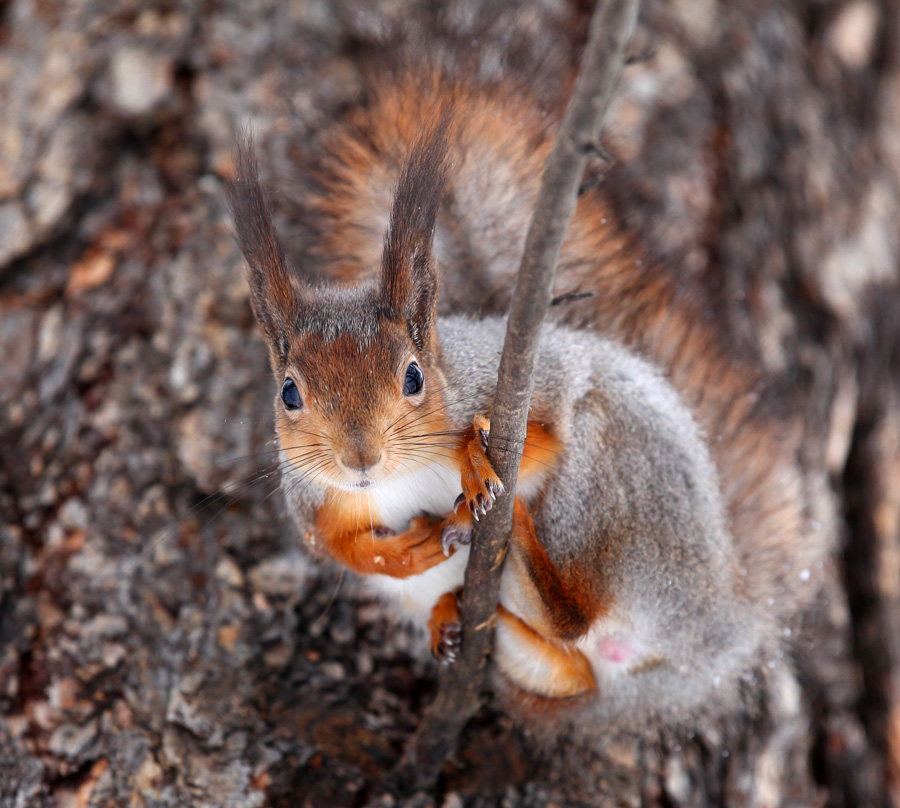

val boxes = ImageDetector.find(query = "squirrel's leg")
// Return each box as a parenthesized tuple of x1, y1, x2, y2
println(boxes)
(492, 498, 601, 697)
(495, 604, 596, 697)
(441, 414, 502, 554)
(507, 497, 611, 642)
(315, 512, 451, 579)
(427, 588, 462, 662)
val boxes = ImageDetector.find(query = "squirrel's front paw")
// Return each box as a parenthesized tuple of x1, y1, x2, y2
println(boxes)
(441, 501, 474, 556)
(387, 515, 451, 575)
(461, 415, 505, 519)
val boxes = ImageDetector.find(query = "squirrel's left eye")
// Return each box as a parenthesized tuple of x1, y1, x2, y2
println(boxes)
(403, 362, 424, 396)
(281, 378, 302, 410)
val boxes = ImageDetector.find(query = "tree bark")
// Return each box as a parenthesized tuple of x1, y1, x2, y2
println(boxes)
(1, 1, 899, 806)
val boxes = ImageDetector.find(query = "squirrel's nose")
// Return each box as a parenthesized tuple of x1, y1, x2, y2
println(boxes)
(339, 439, 383, 474)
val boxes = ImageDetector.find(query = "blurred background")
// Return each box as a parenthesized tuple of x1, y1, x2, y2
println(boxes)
(1, 1, 900, 805)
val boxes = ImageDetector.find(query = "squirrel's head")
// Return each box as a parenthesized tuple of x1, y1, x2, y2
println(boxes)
(227, 123, 452, 490)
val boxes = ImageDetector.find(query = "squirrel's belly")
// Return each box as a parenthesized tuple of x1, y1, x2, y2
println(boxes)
(366, 545, 470, 623)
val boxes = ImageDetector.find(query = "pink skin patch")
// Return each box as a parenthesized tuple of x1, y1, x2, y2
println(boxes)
(598, 635, 638, 665)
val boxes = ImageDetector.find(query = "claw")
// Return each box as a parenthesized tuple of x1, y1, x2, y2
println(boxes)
(442, 524, 472, 556)
(454, 492, 466, 509)
(442, 528, 456, 557)
(479, 428, 490, 450)
(471, 493, 493, 518)
(434, 620, 462, 663)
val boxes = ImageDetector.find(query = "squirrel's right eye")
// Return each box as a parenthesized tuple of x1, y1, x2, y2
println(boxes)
(281, 378, 302, 411)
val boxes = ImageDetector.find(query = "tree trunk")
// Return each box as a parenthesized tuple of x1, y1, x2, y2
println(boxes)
(1, 1, 898, 806)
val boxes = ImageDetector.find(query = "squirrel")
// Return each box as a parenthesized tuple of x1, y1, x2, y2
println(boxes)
(225, 108, 798, 723)
(224, 6, 829, 726)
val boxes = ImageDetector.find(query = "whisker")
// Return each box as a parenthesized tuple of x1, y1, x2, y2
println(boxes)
(392, 448, 459, 465)
(310, 566, 347, 629)
(388, 387, 486, 435)
(365, 486, 376, 551)
(381, 377, 463, 433)
(395, 438, 463, 448)
(390, 394, 482, 435)
(279, 458, 336, 508)
(217, 415, 278, 430)
(124, 459, 290, 574)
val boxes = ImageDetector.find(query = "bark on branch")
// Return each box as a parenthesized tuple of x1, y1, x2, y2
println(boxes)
(394, 0, 641, 790)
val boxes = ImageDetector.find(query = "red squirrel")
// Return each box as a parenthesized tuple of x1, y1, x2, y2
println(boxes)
(225, 71, 827, 723)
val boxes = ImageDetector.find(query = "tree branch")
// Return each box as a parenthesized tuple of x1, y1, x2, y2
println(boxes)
(392, 0, 641, 791)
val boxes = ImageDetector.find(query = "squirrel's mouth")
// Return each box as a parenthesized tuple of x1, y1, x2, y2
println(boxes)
(327, 474, 380, 492)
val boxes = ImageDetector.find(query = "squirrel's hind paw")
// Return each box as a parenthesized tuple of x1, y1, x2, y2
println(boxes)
(428, 590, 463, 662)
(434, 620, 462, 663)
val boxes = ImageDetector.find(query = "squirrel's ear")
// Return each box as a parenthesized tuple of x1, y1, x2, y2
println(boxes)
(227, 135, 303, 367)
(380, 117, 450, 356)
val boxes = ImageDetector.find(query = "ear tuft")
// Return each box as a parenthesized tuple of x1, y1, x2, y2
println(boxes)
(226, 134, 301, 365)
(380, 114, 452, 353)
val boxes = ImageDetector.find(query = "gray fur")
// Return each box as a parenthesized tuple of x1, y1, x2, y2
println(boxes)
(437, 316, 758, 724)
(295, 284, 383, 344)
(280, 312, 758, 725)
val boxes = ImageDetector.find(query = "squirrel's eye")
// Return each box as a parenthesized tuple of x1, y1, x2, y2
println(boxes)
(281, 378, 302, 411)
(403, 362, 424, 396)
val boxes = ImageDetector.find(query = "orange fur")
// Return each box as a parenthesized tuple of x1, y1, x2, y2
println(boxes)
(314, 497, 449, 578)
(496, 605, 596, 698)
(518, 421, 562, 480)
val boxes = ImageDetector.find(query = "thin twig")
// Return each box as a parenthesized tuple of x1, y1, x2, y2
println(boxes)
(392, 0, 641, 791)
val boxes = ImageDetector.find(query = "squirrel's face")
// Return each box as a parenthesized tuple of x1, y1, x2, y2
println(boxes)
(229, 123, 452, 492)
(274, 319, 450, 491)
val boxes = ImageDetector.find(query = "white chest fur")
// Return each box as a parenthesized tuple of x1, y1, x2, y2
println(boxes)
(367, 460, 462, 533)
